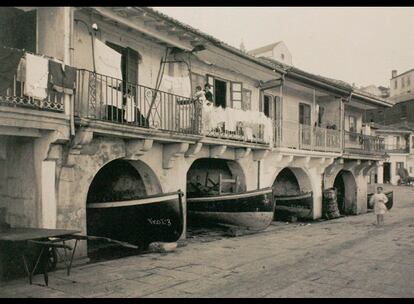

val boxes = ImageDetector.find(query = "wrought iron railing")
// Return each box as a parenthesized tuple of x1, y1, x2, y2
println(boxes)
(74, 69, 195, 134)
(75, 69, 271, 144)
(382, 143, 409, 153)
(0, 57, 64, 112)
(344, 131, 385, 154)
(204, 121, 267, 144)
(274, 120, 342, 152)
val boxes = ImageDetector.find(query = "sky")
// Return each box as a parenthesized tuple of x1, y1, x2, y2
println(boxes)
(155, 7, 414, 88)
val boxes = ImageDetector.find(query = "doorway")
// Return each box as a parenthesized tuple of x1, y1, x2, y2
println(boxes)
(383, 162, 391, 183)
(214, 79, 227, 108)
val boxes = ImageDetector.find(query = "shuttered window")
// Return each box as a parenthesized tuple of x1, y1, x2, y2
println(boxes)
(242, 89, 251, 111)
(231, 82, 242, 109)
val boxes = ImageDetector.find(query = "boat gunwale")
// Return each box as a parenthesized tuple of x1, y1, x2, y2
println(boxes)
(87, 191, 182, 209)
(186, 187, 273, 203)
(274, 191, 313, 201)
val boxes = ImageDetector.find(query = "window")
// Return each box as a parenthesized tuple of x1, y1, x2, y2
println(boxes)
(396, 162, 404, 175)
(231, 82, 243, 109)
(263, 95, 272, 118)
(394, 79, 398, 89)
(299, 103, 311, 125)
(349, 115, 356, 132)
(412, 136, 414, 148)
(281, 53, 285, 60)
(408, 75, 411, 86)
(394, 136, 400, 148)
(241, 89, 252, 111)
(410, 167, 413, 174)
(318, 106, 325, 126)
(402, 77, 405, 88)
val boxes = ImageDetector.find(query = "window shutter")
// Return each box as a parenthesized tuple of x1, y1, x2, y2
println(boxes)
(242, 89, 251, 111)
(231, 81, 242, 109)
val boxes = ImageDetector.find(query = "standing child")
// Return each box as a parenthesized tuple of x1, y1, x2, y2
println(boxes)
(369, 186, 388, 227)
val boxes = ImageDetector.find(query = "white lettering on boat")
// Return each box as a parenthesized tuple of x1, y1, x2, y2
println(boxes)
(147, 218, 172, 226)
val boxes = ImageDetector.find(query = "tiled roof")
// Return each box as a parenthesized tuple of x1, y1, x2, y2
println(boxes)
(121, 8, 392, 106)
(140, 7, 286, 74)
(259, 56, 392, 105)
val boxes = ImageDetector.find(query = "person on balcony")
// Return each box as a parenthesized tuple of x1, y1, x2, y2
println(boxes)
(204, 83, 213, 105)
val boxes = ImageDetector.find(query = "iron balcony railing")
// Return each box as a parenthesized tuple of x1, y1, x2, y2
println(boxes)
(75, 69, 270, 144)
(274, 120, 342, 153)
(344, 131, 385, 154)
(74, 69, 195, 134)
(382, 143, 410, 153)
(0, 54, 64, 112)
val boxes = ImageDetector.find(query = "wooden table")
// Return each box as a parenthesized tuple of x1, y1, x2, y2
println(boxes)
(0, 228, 81, 286)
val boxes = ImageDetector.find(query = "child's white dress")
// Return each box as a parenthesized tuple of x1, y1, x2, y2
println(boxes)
(370, 193, 388, 215)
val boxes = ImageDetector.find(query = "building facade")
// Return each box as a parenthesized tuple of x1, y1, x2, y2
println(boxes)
(248, 41, 293, 66)
(0, 7, 393, 260)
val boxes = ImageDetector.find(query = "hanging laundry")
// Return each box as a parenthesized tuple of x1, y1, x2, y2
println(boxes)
(94, 38, 122, 80)
(16, 57, 26, 82)
(48, 60, 77, 95)
(0, 46, 24, 93)
(24, 53, 49, 100)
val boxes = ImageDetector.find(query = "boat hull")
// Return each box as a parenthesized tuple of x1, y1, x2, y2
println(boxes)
(367, 191, 393, 210)
(86, 192, 184, 246)
(187, 188, 275, 231)
(274, 192, 314, 220)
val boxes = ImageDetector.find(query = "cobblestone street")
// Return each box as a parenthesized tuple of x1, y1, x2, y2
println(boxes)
(1, 184, 413, 298)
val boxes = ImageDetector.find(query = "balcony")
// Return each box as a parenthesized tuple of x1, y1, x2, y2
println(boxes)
(344, 131, 386, 156)
(0, 59, 64, 113)
(75, 69, 195, 135)
(274, 120, 342, 153)
(74, 69, 271, 146)
(383, 143, 410, 154)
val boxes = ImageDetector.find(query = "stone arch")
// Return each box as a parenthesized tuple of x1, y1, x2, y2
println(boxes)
(333, 170, 357, 215)
(272, 167, 315, 220)
(86, 159, 162, 204)
(272, 167, 313, 195)
(186, 158, 247, 196)
(85, 158, 164, 254)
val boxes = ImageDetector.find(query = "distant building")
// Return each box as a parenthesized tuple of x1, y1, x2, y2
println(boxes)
(360, 85, 389, 99)
(367, 123, 414, 185)
(390, 69, 414, 101)
(248, 41, 292, 65)
(364, 69, 414, 125)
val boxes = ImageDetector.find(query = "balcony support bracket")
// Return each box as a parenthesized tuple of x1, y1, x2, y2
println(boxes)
(253, 149, 269, 161)
(235, 148, 251, 160)
(163, 143, 189, 169)
(185, 143, 203, 158)
(124, 139, 153, 160)
(210, 145, 227, 158)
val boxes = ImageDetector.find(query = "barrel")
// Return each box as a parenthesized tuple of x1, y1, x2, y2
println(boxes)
(323, 188, 341, 219)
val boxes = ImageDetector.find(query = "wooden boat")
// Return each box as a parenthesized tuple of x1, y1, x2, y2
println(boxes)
(367, 191, 394, 210)
(187, 187, 275, 231)
(86, 191, 184, 247)
(274, 191, 313, 220)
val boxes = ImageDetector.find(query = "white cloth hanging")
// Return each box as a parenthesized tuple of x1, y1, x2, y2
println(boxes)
(24, 53, 49, 100)
(94, 39, 122, 80)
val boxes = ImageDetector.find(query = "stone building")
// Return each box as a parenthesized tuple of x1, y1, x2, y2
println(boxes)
(0, 7, 393, 260)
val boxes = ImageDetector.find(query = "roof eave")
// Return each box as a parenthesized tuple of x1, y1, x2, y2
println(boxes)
(352, 92, 393, 108)
(287, 70, 350, 96)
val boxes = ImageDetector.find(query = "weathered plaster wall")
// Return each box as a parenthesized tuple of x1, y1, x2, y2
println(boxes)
(0, 137, 38, 227)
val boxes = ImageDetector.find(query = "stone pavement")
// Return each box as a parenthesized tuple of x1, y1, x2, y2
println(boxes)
(0, 184, 413, 298)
